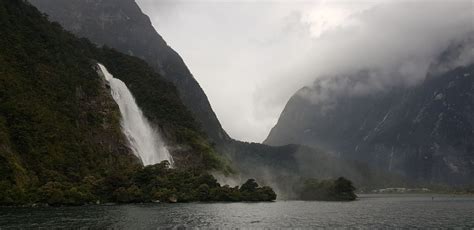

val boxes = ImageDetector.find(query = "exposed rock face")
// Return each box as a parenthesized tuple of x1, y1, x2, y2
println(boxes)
(266, 45, 474, 185)
(29, 0, 230, 144)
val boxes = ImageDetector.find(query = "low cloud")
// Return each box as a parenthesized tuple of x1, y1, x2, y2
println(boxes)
(137, 0, 473, 142)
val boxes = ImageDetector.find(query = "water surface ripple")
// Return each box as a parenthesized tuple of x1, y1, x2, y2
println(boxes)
(1, 194, 473, 228)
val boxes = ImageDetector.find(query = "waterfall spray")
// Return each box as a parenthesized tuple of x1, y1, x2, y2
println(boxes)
(97, 63, 173, 166)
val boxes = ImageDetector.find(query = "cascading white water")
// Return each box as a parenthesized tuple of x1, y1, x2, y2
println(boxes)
(97, 63, 173, 166)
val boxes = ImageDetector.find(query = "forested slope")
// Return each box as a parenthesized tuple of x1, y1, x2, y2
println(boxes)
(0, 0, 228, 204)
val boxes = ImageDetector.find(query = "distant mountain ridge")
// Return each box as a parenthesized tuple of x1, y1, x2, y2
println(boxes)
(29, 0, 230, 144)
(265, 42, 474, 185)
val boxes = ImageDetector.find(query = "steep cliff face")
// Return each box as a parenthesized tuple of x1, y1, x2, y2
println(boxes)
(0, 0, 139, 192)
(29, 0, 230, 144)
(0, 0, 227, 203)
(265, 45, 474, 185)
(28, 0, 227, 171)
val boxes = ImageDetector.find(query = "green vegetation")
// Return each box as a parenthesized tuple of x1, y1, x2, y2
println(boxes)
(117, 162, 275, 203)
(0, 0, 233, 205)
(97, 47, 232, 173)
(0, 0, 141, 203)
(298, 177, 357, 201)
(0, 161, 276, 205)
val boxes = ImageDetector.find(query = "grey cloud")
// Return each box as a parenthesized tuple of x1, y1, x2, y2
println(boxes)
(136, 0, 473, 142)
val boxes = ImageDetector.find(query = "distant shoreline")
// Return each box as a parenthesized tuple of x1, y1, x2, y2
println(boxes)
(357, 193, 474, 197)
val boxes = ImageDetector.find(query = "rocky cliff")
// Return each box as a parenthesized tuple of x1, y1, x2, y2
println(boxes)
(265, 42, 474, 185)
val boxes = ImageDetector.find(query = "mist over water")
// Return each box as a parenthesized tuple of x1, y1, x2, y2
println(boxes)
(97, 64, 173, 166)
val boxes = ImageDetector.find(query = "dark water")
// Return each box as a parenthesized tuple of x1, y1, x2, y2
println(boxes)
(1, 194, 473, 229)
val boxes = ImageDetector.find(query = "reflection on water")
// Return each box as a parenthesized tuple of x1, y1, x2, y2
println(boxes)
(1, 194, 473, 228)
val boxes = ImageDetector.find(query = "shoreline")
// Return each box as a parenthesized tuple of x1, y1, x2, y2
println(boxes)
(2, 193, 473, 208)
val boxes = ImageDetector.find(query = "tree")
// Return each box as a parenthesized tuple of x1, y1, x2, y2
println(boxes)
(299, 177, 357, 201)
(240, 179, 259, 193)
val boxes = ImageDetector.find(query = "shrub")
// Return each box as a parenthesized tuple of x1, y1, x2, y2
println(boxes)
(299, 177, 357, 201)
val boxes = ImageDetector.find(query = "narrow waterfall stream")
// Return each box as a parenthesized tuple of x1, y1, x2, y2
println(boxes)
(97, 63, 173, 166)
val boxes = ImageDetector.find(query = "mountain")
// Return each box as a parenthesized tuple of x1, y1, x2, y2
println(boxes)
(26, 0, 229, 171)
(265, 42, 474, 185)
(0, 0, 138, 196)
(0, 0, 228, 204)
(28, 0, 230, 144)
(26, 0, 409, 193)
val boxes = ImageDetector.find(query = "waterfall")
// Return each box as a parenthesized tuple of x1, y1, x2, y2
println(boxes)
(97, 63, 173, 166)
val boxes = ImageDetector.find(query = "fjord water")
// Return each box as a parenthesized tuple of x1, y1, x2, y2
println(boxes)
(97, 64, 173, 166)
(1, 195, 473, 228)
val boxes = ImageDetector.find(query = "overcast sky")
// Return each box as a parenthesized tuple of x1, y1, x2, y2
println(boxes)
(136, 0, 472, 143)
